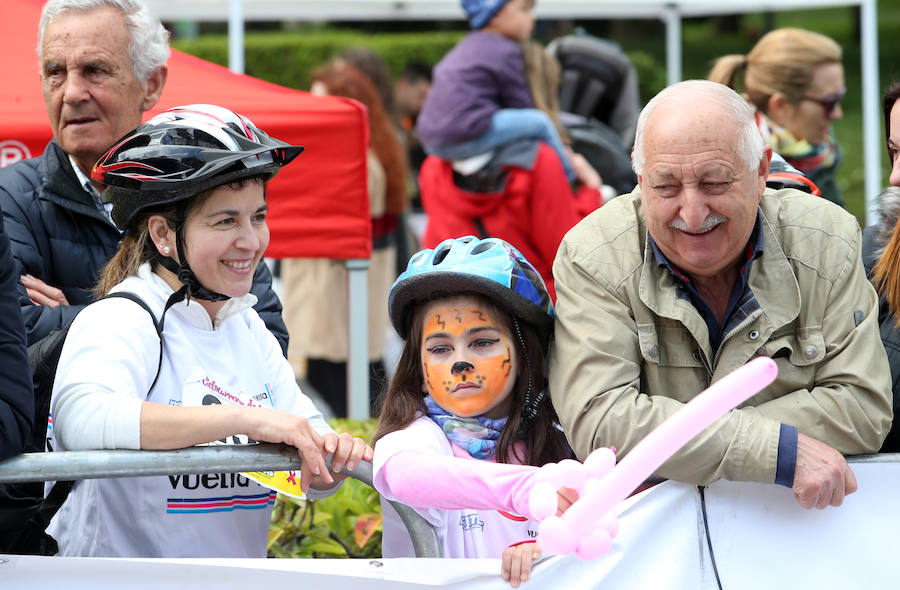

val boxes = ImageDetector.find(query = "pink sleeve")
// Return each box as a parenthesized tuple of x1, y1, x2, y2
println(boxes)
(378, 450, 540, 520)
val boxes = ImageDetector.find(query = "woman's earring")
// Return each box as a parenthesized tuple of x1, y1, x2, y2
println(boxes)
(162, 246, 171, 255)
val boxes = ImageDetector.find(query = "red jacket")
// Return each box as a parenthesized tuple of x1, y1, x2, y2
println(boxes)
(419, 142, 601, 300)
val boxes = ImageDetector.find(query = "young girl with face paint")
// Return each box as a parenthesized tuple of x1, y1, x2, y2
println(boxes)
(373, 236, 572, 587)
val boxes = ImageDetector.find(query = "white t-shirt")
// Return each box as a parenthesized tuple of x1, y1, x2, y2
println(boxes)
(374, 416, 537, 558)
(47, 265, 335, 557)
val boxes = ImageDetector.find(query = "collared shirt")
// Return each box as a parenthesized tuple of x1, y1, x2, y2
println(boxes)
(649, 211, 764, 355)
(69, 155, 114, 224)
(649, 210, 797, 487)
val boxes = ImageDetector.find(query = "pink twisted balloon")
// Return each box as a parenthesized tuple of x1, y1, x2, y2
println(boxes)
(537, 356, 779, 559)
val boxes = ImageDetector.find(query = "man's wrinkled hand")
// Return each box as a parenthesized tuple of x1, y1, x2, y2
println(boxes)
(792, 432, 857, 509)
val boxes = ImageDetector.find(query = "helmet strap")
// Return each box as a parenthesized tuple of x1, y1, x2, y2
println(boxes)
(512, 315, 545, 438)
(155, 211, 231, 304)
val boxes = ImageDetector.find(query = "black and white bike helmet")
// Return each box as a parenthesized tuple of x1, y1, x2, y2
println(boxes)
(94, 104, 303, 229)
(92, 104, 303, 304)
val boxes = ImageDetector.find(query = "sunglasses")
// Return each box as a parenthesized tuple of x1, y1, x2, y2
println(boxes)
(802, 88, 847, 116)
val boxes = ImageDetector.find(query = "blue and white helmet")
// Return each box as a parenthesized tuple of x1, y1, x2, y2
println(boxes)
(389, 236, 554, 344)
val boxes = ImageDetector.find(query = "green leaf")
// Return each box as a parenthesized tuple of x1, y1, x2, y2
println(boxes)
(311, 511, 333, 527)
(300, 540, 347, 555)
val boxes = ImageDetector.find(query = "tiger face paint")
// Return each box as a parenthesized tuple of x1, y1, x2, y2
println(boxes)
(419, 296, 518, 418)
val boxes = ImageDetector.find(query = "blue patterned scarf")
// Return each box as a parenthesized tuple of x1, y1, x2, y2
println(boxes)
(424, 395, 508, 459)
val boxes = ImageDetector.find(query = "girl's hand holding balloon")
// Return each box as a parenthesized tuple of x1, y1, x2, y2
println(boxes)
(529, 447, 621, 559)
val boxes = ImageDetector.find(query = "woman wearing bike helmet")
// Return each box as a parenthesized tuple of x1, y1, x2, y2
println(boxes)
(373, 236, 573, 587)
(48, 105, 371, 558)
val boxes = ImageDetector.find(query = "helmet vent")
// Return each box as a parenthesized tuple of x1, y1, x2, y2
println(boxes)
(470, 242, 496, 255)
(432, 246, 451, 265)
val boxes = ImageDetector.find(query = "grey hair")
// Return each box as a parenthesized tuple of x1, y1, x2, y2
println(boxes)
(38, 0, 170, 83)
(632, 80, 765, 175)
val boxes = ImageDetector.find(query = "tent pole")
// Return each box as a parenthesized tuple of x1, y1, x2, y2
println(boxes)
(346, 258, 370, 420)
(228, 0, 244, 74)
(662, 4, 682, 85)
(861, 0, 881, 226)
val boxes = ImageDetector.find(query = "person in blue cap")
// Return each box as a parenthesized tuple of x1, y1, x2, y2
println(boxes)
(415, 0, 578, 182)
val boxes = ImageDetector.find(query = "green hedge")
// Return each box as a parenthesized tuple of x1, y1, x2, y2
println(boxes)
(174, 30, 465, 92)
(173, 29, 665, 101)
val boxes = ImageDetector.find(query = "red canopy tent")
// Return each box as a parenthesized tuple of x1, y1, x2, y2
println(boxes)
(0, 0, 371, 260)
(0, 0, 376, 418)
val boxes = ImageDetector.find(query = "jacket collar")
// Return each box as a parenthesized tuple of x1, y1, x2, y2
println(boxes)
(746, 205, 802, 334)
(116, 263, 258, 332)
(638, 201, 801, 348)
(39, 139, 113, 226)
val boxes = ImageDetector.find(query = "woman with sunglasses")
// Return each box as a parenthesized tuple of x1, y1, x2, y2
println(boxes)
(708, 27, 846, 207)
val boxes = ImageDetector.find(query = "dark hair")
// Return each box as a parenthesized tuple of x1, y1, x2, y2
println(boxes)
(374, 293, 570, 466)
(339, 47, 395, 114)
(400, 61, 432, 84)
(871, 81, 900, 320)
(883, 81, 900, 161)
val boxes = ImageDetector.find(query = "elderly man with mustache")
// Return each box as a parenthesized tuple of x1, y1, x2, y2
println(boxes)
(549, 80, 892, 510)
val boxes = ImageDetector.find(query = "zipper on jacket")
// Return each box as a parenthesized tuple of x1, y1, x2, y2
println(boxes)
(693, 347, 713, 386)
(712, 313, 761, 370)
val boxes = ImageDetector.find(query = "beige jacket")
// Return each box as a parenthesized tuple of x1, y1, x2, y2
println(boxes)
(549, 187, 892, 485)
(281, 150, 394, 364)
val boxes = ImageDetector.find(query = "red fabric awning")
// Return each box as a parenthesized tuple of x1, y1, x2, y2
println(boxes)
(0, 0, 371, 260)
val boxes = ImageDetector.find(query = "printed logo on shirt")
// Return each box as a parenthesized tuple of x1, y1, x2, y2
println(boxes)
(45, 414, 57, 452)
(196, 378, 274, 409)
(181, 370, 305, 499)
(169, 472, 254, 491)
(166, 490, 277, 514)
(459, 513, 485, 532)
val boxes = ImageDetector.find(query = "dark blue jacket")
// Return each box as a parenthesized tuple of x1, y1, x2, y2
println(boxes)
(0, 205, 33, 460)
(0, 140, 289, 353)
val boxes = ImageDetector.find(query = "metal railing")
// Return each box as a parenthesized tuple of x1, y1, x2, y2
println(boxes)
(846, 452, 900, 464)
(0, 443, 442, 558)
(3, 444, 892, 560)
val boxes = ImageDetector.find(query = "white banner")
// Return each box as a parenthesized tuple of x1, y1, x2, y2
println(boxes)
(3, 463, 898, 589)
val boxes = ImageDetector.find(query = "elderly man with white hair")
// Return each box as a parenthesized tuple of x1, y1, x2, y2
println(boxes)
(0, 0, 288, 350)
(549, 80, 892, 509)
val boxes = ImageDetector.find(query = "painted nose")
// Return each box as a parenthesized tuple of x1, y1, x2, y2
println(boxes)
(451, 361, 475, 375)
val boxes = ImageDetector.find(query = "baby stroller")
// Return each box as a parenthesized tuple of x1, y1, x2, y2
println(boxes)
(547, 34, 640, 195)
